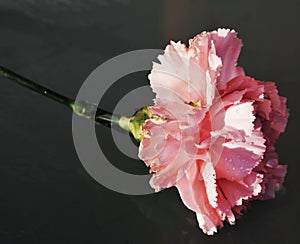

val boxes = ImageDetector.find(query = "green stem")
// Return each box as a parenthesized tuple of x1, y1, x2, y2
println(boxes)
(0, 65, 74, 107)
(0, 65, 130, 130)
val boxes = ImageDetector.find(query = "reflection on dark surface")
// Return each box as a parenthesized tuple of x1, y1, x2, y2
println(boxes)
(0, 0, 298, 243)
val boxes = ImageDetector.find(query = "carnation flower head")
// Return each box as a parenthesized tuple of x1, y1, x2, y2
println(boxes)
(138, 28, 289, 235)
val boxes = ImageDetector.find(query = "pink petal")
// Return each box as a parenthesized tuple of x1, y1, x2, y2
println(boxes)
(223, 76, 264, 101)
(224, 102, 255, 136)
(256, 99, 272, 120)
(189, 31, 222, 84)
(214, 140, 264, 182)
(150, 41, 206, 105)
(217, 172, 263, 206)
(222, 128, 266, 156)
(216, 187, 236, 224)
(150, 37, 221, 108)
(258, 81, 289, 144)
(176, 161, 223, 235)
(254, 148, 287, 200)
(209, 29, 245, 90)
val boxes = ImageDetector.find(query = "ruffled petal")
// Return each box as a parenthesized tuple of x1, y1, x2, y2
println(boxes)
(176, 161, 222, 235)
(209, 28, 245, 90)
(217, 172, 263, 206)
(150, 37, 221, 108)
(254, 148, 287, 200)
(258, 81, 289, 145)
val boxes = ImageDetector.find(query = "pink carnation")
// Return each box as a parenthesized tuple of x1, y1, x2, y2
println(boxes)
(138, 29, 289, 235)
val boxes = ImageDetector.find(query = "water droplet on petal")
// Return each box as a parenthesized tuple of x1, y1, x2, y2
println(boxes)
(266, 159, 277, 168)
(251, 154, 260, 160)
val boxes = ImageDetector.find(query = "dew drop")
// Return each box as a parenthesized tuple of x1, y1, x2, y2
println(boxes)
(266, 159, 277, 168)
(251, 154, 260, 160)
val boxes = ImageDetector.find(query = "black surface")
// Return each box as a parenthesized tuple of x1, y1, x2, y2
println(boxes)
(0, 0, 299, 243)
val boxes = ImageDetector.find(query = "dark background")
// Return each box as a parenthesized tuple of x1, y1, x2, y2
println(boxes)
(0, 0, 299, 243)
